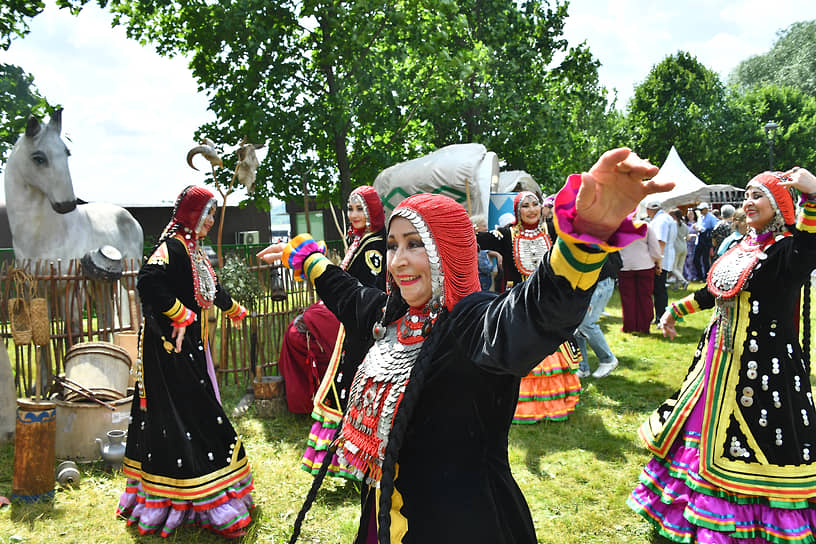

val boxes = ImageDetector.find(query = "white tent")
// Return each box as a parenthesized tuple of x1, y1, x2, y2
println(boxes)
(640, 146, 742, 212)
(494, 170, 540, 194)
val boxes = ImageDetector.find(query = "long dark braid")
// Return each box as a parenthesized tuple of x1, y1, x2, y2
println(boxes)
(143, 186, 194, 265)
(287, 429, 339, 544)
(287, 290, 404, 544)
(803, 275, 812, 375)
(143, 223, 182, 266)
(376, 308, 450, 544)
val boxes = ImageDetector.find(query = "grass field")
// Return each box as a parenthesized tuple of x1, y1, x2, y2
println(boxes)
(0, 280, 807, 544)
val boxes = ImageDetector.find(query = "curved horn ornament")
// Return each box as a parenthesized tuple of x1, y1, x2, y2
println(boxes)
(186, 145, 223, 170)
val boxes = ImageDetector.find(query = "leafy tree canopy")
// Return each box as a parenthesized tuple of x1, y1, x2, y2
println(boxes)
(100, 0, 614, 205)
(729, 84, 816, 178)
(729, 20, 816, 98)
(626, 51, 738, 184)
(0, 0, 44, 50)
(0, 63, 54, 167)
(420, 0, 617, 193)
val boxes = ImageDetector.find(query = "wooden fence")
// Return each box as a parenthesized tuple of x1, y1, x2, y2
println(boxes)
(1, 257, 315, 397)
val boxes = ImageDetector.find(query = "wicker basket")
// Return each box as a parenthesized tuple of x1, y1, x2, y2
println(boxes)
(30, 298, 49, 347)
(9, 298, 32, 346)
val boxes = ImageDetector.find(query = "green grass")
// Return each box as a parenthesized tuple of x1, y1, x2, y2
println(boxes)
(0, 281, 804, 543)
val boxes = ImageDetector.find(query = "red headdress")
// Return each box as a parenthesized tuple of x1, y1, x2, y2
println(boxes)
(348, 186, 385, 236)
(514, 191, 541, 228)
(390, 194, 480, 311)
(158, 185, 218, 309)
(747, 172, 796, 226)
(171, 185, 217, 235)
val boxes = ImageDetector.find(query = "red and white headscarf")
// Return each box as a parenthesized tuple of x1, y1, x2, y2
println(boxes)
(746, 172, 796, 227)
(161, 185, 218, 241)
(389, 194, 480, 311)
(348, 186, 385, 237)
(514, 191, 542, 229)
(159, 185, 218, 308)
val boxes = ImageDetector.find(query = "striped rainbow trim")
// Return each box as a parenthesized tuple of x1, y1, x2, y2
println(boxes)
(797, 198, 816, 232)
(668, 295, 699, 321)
(304, 253, 331, 283)
(162, 299, 194, 326)
(550, 237, 607, 290)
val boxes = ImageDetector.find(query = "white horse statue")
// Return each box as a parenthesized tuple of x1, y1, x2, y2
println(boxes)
(4, 109, 144, 266)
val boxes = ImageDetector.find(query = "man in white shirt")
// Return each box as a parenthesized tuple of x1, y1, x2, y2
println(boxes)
(645, 199, 676, 325)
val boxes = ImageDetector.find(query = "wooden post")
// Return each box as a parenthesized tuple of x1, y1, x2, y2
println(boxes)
(465, 178, 472, 215)
(11, 399, 56, 503)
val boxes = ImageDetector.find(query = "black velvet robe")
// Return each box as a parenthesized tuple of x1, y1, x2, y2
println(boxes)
(122, 237, 251, 499)
(314, 250, 594, 544)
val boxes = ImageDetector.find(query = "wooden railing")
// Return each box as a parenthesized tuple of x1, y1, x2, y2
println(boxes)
(1, 258, 315, 397)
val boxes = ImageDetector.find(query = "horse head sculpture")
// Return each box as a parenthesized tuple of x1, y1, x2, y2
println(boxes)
(8, 110, 79, 214)
(4, 109, 144, 265)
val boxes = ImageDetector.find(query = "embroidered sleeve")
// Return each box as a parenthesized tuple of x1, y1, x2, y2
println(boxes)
(303, 253, 331, 284)
(163, 299, 195, 328)
(797, 194, 816, 233)
(146, 242, 170, 266)
(667, 294, 700, 322)
(549, 238, 607, 291)
(224, 301, 248, 323)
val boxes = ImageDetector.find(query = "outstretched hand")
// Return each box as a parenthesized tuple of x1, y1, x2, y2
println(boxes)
(256, 242, 288, 265)
(575, 148, 675, 240)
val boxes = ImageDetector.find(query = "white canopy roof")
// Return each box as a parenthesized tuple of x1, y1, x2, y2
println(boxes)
(640, 146, 742, 211)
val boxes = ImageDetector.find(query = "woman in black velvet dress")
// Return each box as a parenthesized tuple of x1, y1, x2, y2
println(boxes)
(260, 148, 672, 543)
(116, 185, 253, 539)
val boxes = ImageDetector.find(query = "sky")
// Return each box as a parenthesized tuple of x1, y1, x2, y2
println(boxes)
(2, 0, 816, 206)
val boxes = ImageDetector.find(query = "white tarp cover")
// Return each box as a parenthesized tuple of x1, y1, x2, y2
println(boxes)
(495, 170, 541, 194)
(373, 143, 498, 218)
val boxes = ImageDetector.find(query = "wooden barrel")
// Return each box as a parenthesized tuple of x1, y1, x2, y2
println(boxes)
(64, 342, 132, 401)
(11, 399, 56, 503)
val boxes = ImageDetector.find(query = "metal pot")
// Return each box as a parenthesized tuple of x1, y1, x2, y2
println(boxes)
(96, 429, 127, 470)
(54, 395, 132, 462)
(81, 245, 124, 281)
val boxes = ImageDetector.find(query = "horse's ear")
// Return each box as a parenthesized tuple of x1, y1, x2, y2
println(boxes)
(25, 115, 41, 138)
(47, 108, 63, 134)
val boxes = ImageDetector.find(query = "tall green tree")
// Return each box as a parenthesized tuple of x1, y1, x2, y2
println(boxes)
(104, 0, 485, 206)
(419, 0, 617, 193)
(626, 51, 739, 184)
(729, 84, 816, 178)
(0, 0, 44, 50)
(0, 1, 62, 168)
(103, 0, 613, 204)
(0, 64, 52, 165)
(730, 20, 816, 99)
